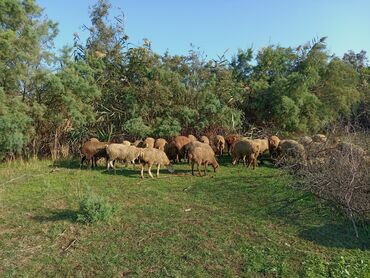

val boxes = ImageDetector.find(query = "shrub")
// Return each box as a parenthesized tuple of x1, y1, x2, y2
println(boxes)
(77, 193, 116, 224)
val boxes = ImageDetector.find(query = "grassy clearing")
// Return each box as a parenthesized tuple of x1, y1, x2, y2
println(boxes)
(0, 158, 369, 277)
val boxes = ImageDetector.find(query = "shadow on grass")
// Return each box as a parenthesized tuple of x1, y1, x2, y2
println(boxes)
(299, 222, 370, 250)
(32, 209, 78, 223)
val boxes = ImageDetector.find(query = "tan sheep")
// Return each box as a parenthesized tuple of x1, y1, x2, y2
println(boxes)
(122, 140, 131, 146)
(268, 135, 280, 158)
(140, 148, 174, 178)
(253, 138, 269, 157)
(188, 144, 219, 176)
(144, 137, 155, 148)
(106, 144, 142, 171)
(188, 134, 198, 142)
(80, 139, 110, 168)
(277, 139, 307, 163)
(200, 135, 210, 145)
(154, 138, 167, 151)
(214, 135, 225, 156)
(231, 139, 260, 169)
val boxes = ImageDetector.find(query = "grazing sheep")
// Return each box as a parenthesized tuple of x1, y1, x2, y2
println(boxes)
(80, 139, 110, 168)
(144, 137, 155, 148)
(188, 145, 219, 176)
(173, 136, 192, 162)
(214, 135, 225, 156)
(140, 148, 174, 178)
(164, 141, 178, 163)
(200, 135, 210, 145)
(312, 134, 327, 143)
(188, 134, 198, 142)
(277, 139, 307, 164)
(106, 144, 142, 171)
(154, 138, 167, 151)
(122, 140, 131, 146)
(253, 138, 269, 157)
(225, 134, 241, 154)
(231, 139, 260, 169)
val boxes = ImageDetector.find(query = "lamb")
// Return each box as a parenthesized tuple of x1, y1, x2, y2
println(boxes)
(173, 135, 192, 162)
(122, 140, 131, 146)
(154, 138, 167, 151)
(80, 138, 110, 168)
(200, 135, 210, 145)
(188, 144, 219, 176)
(276, 139, 307, 164)
(312, 134, 327, 143)
(231, 139, 260, 169)
(106, 144, 142, 171)
(140, 148, 174, 178)
(188, 134, 198, 142)
(144, 137, 155, 148)
(268, 135, 280, 158)
(225, 134, 241, 154)
(214, 135, 225, 156)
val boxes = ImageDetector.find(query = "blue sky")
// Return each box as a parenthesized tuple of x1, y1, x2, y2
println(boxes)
(38, 0, 370, 60)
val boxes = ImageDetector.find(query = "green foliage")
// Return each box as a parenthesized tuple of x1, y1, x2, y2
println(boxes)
(0, 0, 369, 158)
(77, 193, 116, 224)
(0, 90, 32, 159)
(123, 117, 152, 138)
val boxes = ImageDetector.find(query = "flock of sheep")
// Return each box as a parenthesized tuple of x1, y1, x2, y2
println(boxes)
(80, 133, 368, 178)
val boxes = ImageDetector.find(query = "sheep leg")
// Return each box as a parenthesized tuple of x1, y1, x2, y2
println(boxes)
(204, 161, 208, 176)
(148, 163, 154, 178)
(242, 155, 246, 167)
(191, 161, 195, 176)
(94, 156, 98, 168)
(197, 162, 202, 177)
(156, 164, 160, 177)
(80, 155, 86, 168)
(140, 164, 145, 179)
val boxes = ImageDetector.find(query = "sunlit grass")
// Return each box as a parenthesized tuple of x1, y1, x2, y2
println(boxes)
(0, 158, 369, 277)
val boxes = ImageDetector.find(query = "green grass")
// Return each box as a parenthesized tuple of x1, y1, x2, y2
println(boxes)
(0, 158, 369, 277)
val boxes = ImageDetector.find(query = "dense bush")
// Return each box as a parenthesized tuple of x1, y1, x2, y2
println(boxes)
(77, 193, 117, 224)
(0, 0, 369, 160)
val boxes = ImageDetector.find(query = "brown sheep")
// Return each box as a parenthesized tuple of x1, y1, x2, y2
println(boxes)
(200, 135, 210, 145)
(164, 141, 178, 163)
(144, 137, 155, 148)
(225, 134, 241, 154)
(173, 136, 192, 162)
(140, 148, 174, 178)
(154, 138, 167, 151)
(231, 139, 260, 169)
(188, 145, 219, 176)
(80, 139, 110, 168)
(133, 140, 145, 148)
